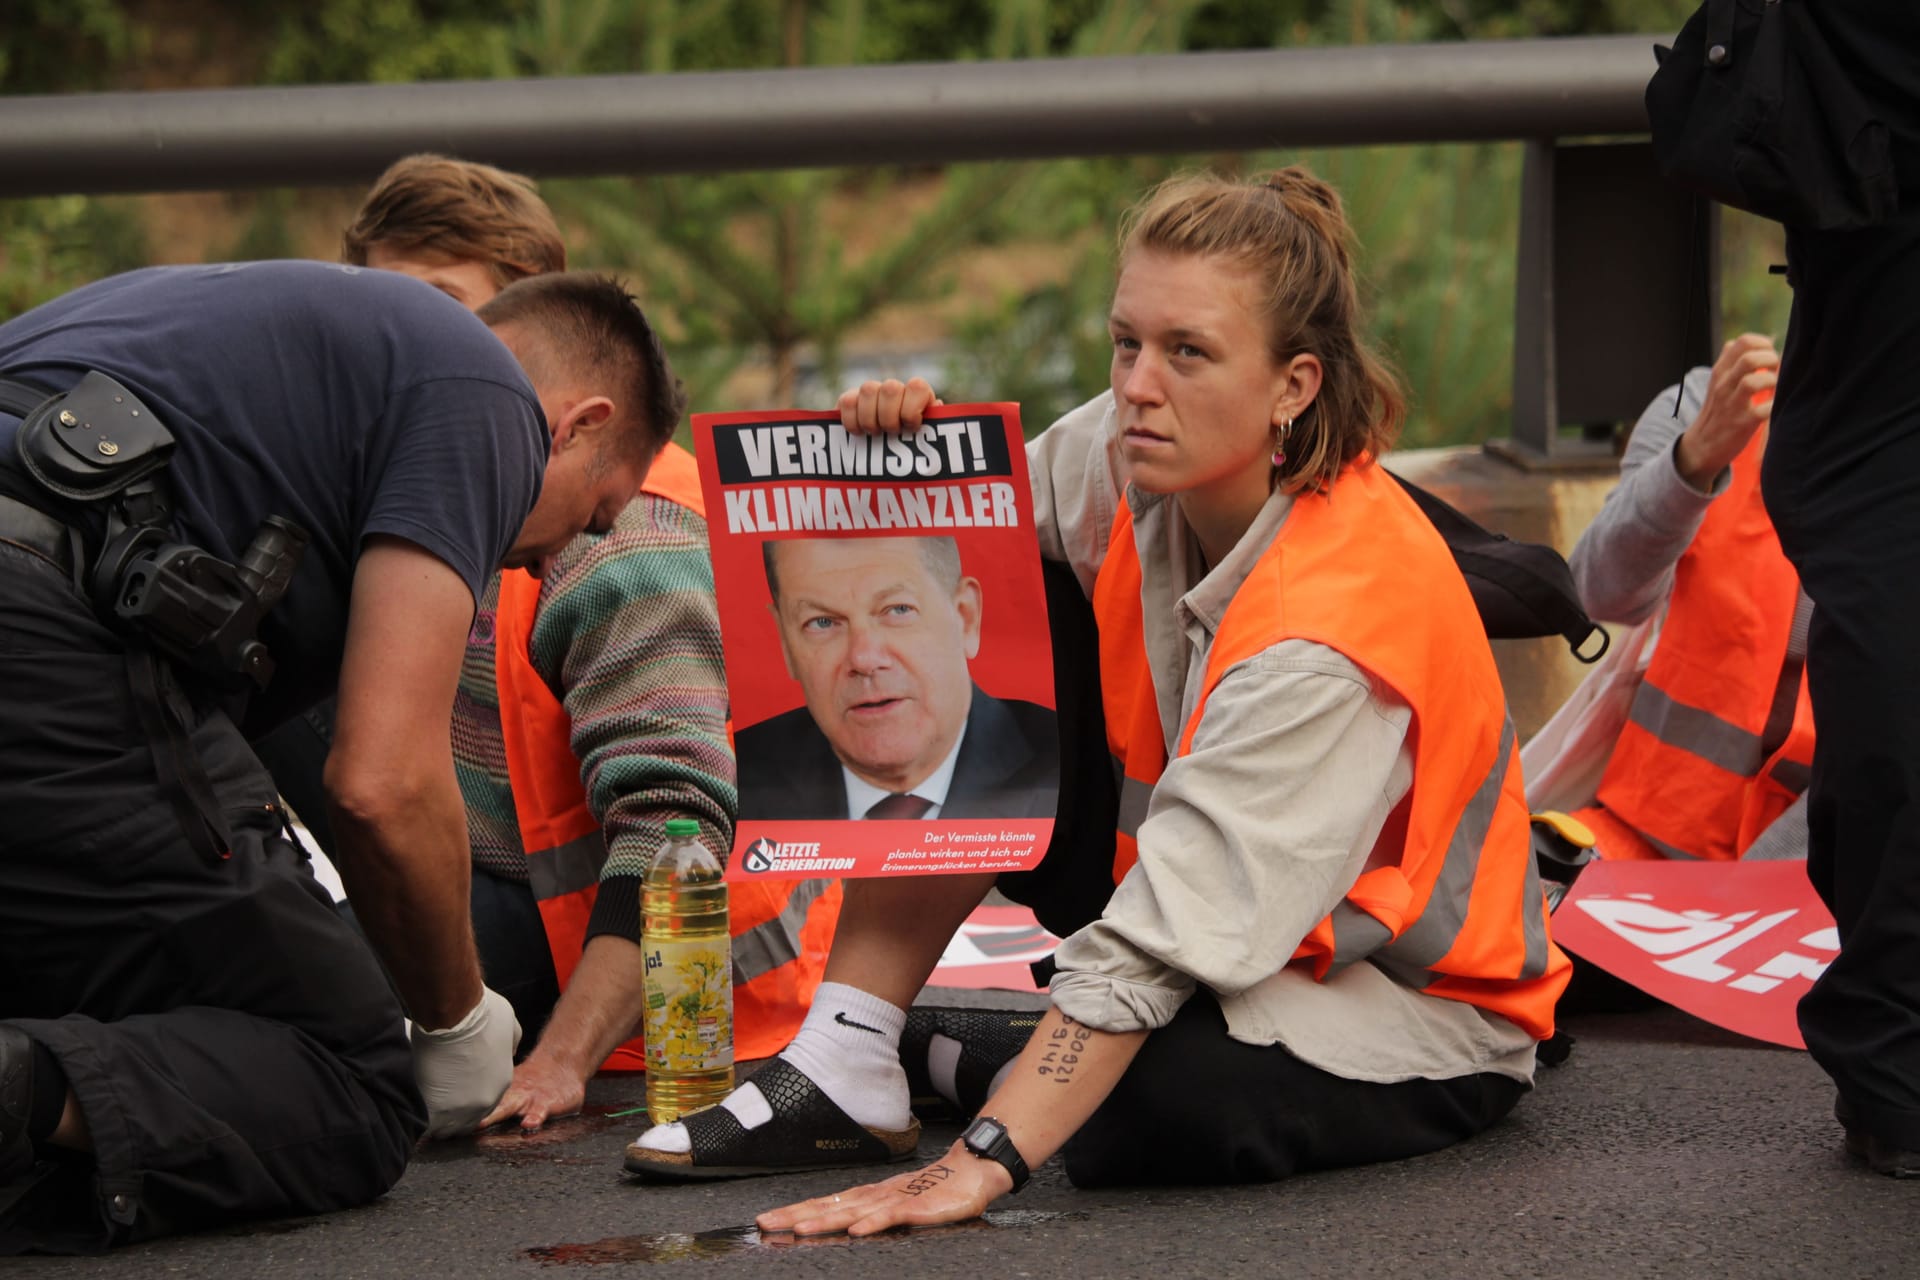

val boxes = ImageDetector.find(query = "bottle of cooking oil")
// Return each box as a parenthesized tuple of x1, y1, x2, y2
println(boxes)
(641, 819, 734, 1124)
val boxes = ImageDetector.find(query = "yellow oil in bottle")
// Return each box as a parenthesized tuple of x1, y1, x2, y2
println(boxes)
(640, 820, 734, 1124)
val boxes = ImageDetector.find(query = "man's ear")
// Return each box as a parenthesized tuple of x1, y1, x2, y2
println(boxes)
(954, 576, 984, 660)
(553, 396, 617, 454)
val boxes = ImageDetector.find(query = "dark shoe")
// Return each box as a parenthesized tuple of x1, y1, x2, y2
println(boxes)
(1844, 1127, 1920, 1178)
(901, 1005, 1044, 1121)
(1836, 1096, 1920, 1178)
(622, 1059, 919, 1182)
(0, 1025, 37, 1183)
(1537, 1027, 1577, 1069)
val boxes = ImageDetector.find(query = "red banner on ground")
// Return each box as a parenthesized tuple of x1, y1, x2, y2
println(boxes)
(928, 905, 1060, 992)
(1554, 860, 1836, 1049)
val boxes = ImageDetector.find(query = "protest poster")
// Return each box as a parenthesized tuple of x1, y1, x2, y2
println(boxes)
(1554, 859, 1837, 1049)
(692, 404, 1059, 883)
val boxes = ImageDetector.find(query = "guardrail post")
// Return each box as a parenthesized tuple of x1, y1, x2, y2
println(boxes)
(1490, 138, 1718, 470)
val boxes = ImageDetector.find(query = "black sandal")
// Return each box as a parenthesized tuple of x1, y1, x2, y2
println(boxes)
(622, 1059, 921, 1182)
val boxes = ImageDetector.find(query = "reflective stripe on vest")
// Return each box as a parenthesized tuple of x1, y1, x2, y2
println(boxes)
(1091, 463, 1569, 1039)
(1770, 757, 1812, 795)
(494, 442, 838, 1067)
(527, 829, 608, 902)
(1626, 682, 1771, 777)
(1595, 429, 1815, 860)
(733, 876, 835, 986)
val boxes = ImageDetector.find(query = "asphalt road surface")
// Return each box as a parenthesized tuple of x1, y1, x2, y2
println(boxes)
(10, 997, 1913, 1279)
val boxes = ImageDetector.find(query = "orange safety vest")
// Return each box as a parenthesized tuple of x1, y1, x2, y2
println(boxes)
(1593, 429, 1815, 861)
(1092, 462, 1570, 1039)
(495, 441, 840, 1070)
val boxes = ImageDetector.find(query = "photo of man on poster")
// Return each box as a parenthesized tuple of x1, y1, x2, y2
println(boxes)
(735, 534, 1058, 822)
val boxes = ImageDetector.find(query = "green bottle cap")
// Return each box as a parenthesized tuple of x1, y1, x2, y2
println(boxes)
(663, 819, 702, 837)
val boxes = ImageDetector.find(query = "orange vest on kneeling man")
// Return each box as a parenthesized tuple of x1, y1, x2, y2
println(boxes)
(493, 442, 840, 1070)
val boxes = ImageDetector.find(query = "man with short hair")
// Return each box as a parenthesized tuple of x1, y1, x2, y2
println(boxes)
(320, 155, 839, 1135)
(254, 153, 573, 855)
(738, 534, 1058, 821)
(0, 261, 658, 1251)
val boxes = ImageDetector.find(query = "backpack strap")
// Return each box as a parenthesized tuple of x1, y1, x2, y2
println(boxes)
(1392, 472, 1609, 663)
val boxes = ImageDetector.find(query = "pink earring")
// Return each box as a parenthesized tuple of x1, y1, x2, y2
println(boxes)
(1271, 416, 1293, 467)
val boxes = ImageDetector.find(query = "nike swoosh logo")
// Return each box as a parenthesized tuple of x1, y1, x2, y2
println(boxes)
(834, 1011, 883, 1035)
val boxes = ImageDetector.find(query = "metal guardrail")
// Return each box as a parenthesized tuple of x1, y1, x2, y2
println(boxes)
(0, 33, 1688, 464)
(0, 36, 1658, 198)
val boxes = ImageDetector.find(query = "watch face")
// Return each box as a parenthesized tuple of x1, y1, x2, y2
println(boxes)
(966, 1117, 1008, 1148)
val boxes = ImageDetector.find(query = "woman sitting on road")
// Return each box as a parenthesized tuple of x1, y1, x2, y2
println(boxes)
(629, 168, 1571, 1226)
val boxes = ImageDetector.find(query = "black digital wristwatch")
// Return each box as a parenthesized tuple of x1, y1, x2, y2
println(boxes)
(960, 1115, 1030, 1193)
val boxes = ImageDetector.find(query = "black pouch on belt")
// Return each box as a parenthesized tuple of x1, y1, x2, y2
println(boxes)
(12, 369, 177, 505)
(3, 371, 240, 864)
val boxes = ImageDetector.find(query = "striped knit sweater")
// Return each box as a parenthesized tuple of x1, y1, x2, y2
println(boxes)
(452, 489, 735, 945)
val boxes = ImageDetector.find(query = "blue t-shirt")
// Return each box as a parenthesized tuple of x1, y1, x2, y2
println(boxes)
(0, 261, 547, 727)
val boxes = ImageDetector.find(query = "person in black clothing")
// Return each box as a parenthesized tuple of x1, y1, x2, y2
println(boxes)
(0, 262, 676, 1250)
(1769, 231, 1920, 1172)
(1699, 1, 1920, 1178)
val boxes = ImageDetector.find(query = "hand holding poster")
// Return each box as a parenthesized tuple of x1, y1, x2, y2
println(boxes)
(694, 404, 1059, 882)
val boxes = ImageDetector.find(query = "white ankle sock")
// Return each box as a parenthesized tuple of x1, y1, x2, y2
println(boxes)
(774, 983, 911, 1129)
(629, 982, 912, 1154)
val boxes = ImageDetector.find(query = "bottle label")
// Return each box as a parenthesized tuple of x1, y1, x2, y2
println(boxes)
(641, 936, 734, 1072)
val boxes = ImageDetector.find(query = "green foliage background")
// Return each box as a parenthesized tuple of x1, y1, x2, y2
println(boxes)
(0, 0, 1789, 445)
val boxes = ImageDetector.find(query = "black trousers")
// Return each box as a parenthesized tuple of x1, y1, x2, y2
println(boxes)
(0, 543, 424, 1254)
(469, 871, 562, 1054)
(1001, 561, 1526, 1186)
(1768, 216, 1920, 1152)
(1065, 992, 1524, 1187)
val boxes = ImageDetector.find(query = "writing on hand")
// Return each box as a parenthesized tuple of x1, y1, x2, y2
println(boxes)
(898, 1164, 956, 1197)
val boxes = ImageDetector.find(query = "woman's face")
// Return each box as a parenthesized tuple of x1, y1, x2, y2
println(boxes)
(1108, 249, 1291, 516)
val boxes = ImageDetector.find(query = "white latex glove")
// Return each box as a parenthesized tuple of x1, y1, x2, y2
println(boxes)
(411, 986, 521, 1140)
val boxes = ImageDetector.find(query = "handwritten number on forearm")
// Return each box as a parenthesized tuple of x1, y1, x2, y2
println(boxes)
(1036, 1014, 1095, 1084)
